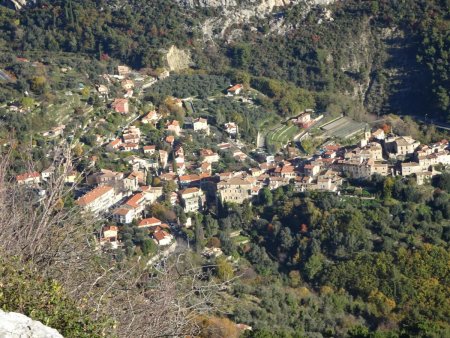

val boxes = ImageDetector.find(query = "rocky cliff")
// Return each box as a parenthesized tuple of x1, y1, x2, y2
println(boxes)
(183, 0, 336, 40)
(177, 0, 334, 8)
(0, 310, 63, 338)
(165, 45, 193, 71)
(4, 0, 34, 10)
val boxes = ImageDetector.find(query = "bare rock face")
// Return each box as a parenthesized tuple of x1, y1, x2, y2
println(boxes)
(6, 0, 33, 10)
(0, 310, 63, 338)
(177, 0, 334, 8)
(178, 0, 238, 6)
(165, 45, 193, 71)
(175, 0, 336, 40)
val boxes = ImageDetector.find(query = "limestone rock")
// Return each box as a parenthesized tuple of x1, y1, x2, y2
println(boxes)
(165, 46, 193, 71)
(0, 310, 63, 338)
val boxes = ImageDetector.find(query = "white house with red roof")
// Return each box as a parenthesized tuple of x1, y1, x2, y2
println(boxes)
(142, 110, 161, 124)
(121, 143, 139, 151)
(100, 225, 119, 249)
(200, 149, 220, 163)
(153, 230, 173, 246)
(227, 84, 243, 95)
(76, 185, 122, 215)
(106, 138, 122, 151)
(16, 172, 41, 185)
(224, 122, 238, 135)
(138, 217, 162, 229)
(112, 193, 146, 224)
(143, 145, 156, 155)
(113, 98, 129, 114)
(179, 187, 205, 213)
(166, 120, 181, 135)
(193, 118, 210, 134)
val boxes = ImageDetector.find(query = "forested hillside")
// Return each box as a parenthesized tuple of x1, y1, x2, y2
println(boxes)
(0, 0, 448, 120)
(232, 175, 450, 337)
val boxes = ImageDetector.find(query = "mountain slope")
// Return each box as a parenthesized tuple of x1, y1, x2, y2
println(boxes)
(0, 0, 448, 120)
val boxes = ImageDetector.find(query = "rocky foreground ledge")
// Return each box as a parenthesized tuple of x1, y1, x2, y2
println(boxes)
(0, 310, 63, 338)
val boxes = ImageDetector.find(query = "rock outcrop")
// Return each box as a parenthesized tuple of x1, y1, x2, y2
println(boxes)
(165, 45, 193, 71)
(5, 0, 33, 10)
(0, 310, 63, 338)
(175, 0, 336, 40)
(177, 0, 334, 8)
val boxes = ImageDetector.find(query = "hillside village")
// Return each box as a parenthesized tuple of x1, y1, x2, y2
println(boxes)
(9, 61, 450, 258)
(1, 1, 450, 336)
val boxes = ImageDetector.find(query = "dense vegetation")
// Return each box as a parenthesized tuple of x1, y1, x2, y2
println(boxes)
(0, 256, 108, 337)
(212, 174, 450, 337)
(1, 0, 448, 120)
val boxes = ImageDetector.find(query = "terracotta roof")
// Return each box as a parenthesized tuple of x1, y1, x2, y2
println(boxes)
(168, 120, 179, 127)
(124, 134, 139, 140)
(324, 144, 341, 151)
(139, 217, 161, 227)
(125, 193, 144, 208)
(218, 177, 251, 186)
(160, 173, 177, 181)
(76, 186, 113, 206)
(200, 149, 215, 156)
(402, 162, 420, 167)
(179, 174, 201, 182)
(153, 230, 170, 242)
(123, 143, 138, 147)
(180, 187, 200, 195)
(113, 207, 133, 216)
(108, 138, 121, 147)
(227, 84, 243, 92)
(16, 171, 40, 181)
(281, 166, 295, 173)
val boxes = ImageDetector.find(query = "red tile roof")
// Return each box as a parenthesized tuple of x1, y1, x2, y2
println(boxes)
(139, 217, 162, 227)
(227, 84, 243, 92)
(125, 193, 144, 208)
(113, 207, 133, 216)
(179, 187, 200, 195)
(76, 186, 113, 206)
(154, 230, 170, 242)
(16, 171, 40, 182)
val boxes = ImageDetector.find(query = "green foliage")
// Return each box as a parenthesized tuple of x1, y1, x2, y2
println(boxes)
(0, 256, 109, 337)
(237, 177, 450, 336)
(432, 172, 450, 193)
(215, 256, 233, 281)
(250, 77, 315, 117)
(146, 74, 230, 103)
(141, 238, 157, 256)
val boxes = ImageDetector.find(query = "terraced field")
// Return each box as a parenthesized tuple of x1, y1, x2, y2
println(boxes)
(266, 124, 299, 146)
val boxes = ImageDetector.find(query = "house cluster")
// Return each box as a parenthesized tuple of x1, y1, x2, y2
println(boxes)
(16, 168, 78, 186)
(14, 56, 450, 258)
(100, 65, 172, 115)
(289, 111, 323, 129)
(298, 129, 450, 189)
(65, 123, 450, 252)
